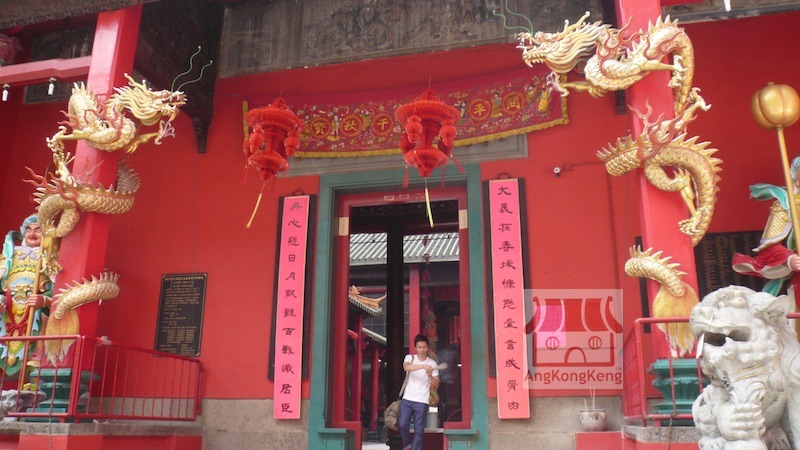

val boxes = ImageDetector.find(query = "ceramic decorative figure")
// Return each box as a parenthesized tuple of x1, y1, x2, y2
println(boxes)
(0, 216, 52, 375)
(733, 85, 800, 300)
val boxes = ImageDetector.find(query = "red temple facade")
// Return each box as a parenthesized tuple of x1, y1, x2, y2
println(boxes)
(1, 0, 799, 449)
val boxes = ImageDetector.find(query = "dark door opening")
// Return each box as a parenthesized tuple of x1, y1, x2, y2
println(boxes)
(331, 187, 469, 450)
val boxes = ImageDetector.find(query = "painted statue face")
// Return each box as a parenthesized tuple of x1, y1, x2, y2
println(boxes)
(23, 223, 42, 247)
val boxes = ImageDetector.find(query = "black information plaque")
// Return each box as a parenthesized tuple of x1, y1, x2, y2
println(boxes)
(694, 231, 766, 298)
(155, 273, 207, 357)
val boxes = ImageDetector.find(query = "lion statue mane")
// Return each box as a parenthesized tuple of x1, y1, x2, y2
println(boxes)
(690, 285, 800, 450)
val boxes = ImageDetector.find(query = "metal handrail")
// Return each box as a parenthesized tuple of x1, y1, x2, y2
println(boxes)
(0, 335, 201, 422)
(622, 313, 800, 426)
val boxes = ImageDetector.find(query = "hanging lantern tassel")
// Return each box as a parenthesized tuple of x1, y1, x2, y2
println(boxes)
(241, 98, 305, 227)
(395, 89, 459, 226)
(424, 178, 434, 228)
(246, 181, 267, 228)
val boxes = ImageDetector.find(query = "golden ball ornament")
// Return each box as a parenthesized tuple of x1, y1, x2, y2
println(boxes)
(751, 83, 800, 129)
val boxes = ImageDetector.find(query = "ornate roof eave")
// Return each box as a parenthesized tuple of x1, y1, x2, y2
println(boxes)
(0, 0, 157, 30)
(362, 327, 386, 346)
(348, 294, 383, 317)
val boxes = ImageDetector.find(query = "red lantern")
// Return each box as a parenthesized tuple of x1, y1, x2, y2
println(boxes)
(243, 98, 305, 181)
(395, 90, 460, 179)
(242, 98, 304, 227)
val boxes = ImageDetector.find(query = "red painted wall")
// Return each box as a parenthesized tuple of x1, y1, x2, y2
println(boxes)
(1, 11, 798, 401)
(686, 13, 800, 233)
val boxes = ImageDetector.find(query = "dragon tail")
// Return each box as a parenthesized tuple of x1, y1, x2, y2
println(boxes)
(646, 16, 695, 112)
(625, 245, 699, 356)
(652, 283, 698, 357)
(43, 310, 80, 366)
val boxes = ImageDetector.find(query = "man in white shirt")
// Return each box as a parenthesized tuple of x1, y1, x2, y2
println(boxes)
(398, 334, 439, 450)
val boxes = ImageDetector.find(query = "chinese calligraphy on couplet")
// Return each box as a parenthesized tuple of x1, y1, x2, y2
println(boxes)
(273, 195, 311, 419)
(488, 179, 530, 419)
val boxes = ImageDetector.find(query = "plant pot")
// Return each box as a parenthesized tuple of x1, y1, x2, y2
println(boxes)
(579, 409, 608, 432)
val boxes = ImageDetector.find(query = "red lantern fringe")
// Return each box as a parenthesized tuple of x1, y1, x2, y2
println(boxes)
(395, 90, 460, 180)
(243, 98, 305, 182)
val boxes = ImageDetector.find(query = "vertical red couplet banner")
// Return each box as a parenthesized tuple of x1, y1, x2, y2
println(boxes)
(488, 179, 530, 418)
(273, 195, 311, 419)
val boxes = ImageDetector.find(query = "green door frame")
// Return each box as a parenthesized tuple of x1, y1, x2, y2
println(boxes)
(308, 164, 488, 450)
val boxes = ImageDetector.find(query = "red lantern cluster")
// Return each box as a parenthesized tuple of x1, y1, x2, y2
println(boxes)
(395, 90, 460, 179)
(243, 98, 305, 181)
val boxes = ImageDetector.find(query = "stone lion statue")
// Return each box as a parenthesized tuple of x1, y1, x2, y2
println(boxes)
(690, 285, 800, 450)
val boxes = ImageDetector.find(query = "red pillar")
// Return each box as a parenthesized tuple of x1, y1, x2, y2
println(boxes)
(351, 315, 364, 419)
(614, 0, 699, 356)
(370, 345, 380, 432)
(55, 6, 143, 339)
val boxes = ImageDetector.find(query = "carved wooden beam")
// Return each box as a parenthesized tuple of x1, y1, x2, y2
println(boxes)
(0, 0, 157, 29)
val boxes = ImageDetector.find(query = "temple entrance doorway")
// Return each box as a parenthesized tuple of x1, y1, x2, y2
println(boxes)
(330, 186, 470, 450)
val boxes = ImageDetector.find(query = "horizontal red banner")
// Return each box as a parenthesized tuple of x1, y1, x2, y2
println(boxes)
(244, 66, 567, 158)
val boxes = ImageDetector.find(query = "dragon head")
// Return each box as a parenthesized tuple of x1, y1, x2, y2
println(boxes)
(113, 74, 187, 127)
(517, 12, 606, 74)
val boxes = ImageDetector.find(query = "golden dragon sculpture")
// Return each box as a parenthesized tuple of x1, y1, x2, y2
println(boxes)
(518, 13, 693, 113)
(44, 272, 120, 365)
(21, 75, 186, 363)
(625, 246, 698, 357)
(25, 147, 140, 275)
(597, 90, 722, 245)
(515, 12, 721, 245)
(22, 150, 130, 362)
(47, 74, 186, 154)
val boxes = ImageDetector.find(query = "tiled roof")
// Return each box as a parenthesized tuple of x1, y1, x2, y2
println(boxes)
(362, 327, 386, 345)
(349, 232, 459, 266)
(348, 292, 384, 316)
